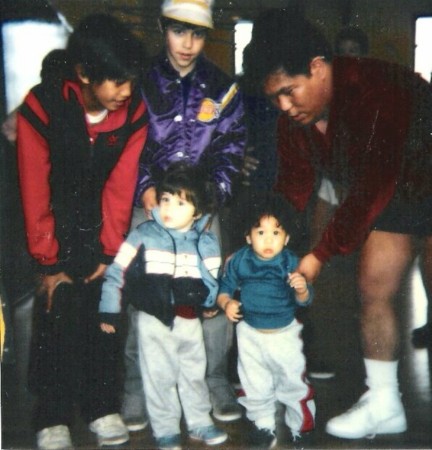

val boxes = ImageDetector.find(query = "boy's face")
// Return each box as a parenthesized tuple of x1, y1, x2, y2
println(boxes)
(246, 215, 289, 260)
(159, 190, 199, 232)
(81, 78, 133, 113)
(165, 23, 207, 77)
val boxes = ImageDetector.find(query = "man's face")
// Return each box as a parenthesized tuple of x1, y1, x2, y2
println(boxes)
(263, 58, 331, 126)
(165, 23, 207, 77)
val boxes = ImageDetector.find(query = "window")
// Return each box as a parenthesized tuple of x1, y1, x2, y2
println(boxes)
(234, 20, 253, 75)
(415, 17, 432, 82)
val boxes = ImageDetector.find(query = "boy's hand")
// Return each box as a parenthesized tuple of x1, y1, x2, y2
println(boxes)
(85, 263, 107, 284)
(38, 272, 73, 312)
(288, 272, 309, 302)
(241, 148, 260, 186)
(141, 187, 157, 219)
(225, 299, 243, 322)
(101, 323, 116, 334)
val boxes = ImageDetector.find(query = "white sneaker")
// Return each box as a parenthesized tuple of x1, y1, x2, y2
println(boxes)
(121, 393, 148, 431)
(89, 413, 129, 446)
(326, 390, 407, 439)
(123, 416, 149, 432)
(37, 425, 73, 450)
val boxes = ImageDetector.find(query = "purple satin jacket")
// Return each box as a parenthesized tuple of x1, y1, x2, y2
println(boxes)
(135, 53, 246, 205)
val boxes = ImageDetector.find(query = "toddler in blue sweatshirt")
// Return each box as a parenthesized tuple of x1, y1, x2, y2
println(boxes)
(217, 194, 316, 448)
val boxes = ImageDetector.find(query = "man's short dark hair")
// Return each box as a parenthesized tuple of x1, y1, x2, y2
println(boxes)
(66, 13, 146, 83)
(246, 9, 332, 86)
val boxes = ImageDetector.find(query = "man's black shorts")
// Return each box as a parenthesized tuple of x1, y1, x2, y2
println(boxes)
(372, 194, 432, 237)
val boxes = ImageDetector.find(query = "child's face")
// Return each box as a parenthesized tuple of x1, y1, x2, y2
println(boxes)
(159, 190, 199, 232)
(246, 215, 289, 260)
(81, 78, 134, 113)
(165, 23, 206, 77)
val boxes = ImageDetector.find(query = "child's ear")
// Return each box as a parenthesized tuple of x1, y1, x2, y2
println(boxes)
(285, 234, 290, 246)
(194, 212, 203, 219)
(246, 235, 252, 245)
(75, 64, 90, 85)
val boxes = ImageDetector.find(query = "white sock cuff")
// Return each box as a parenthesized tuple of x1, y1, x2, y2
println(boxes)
(365, 358, 399, 391)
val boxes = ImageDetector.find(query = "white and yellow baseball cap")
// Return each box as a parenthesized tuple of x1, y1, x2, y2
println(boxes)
(161, 0, 214, 29)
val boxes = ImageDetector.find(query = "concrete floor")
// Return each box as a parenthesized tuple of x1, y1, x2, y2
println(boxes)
(2, 253, 432, 449)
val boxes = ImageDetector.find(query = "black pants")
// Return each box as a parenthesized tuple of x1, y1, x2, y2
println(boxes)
(28, 279, 122, 431)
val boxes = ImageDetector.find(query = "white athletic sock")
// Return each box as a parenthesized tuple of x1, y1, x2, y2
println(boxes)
(364, 358, 399, 392)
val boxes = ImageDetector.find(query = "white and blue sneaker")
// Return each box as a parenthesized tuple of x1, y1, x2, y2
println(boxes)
(156, 433, 182, 450)
(189, 424, 228, 446)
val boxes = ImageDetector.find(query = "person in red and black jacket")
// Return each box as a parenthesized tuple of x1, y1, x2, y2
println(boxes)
(246, 9, 432, 443)
(16, 14, 148, 450)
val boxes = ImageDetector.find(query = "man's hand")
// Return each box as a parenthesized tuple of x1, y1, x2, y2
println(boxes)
(296, 253, 323, 283)
(141, 187, 157, 219)
(38, 272, 73, 312)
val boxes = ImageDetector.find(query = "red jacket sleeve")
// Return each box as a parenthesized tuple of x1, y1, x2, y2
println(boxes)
(16, 91, 60, 268)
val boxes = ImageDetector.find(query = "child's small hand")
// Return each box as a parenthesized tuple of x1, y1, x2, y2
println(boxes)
(225, 299, 243, 322)
(202, 308, 219, 319)
(101, 323, 116, 334)
(288, 272, 308, 296)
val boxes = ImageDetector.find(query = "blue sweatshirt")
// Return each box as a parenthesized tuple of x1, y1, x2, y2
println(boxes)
(219, 246, 313, 329)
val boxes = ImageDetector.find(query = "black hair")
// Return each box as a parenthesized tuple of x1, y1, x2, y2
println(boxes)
(159, 16, 209, 35)
(245, 9, 333, 86)
(66, 13, 146, 83)
(243, 192, 295, 237)
(156, 162, 216, 217)
(40, 49, 69, 86)
(335, 26, 369, 56)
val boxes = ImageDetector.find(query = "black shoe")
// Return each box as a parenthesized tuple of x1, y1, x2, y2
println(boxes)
(248, 424, 277, 449)
(412, 323, 432, 348)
